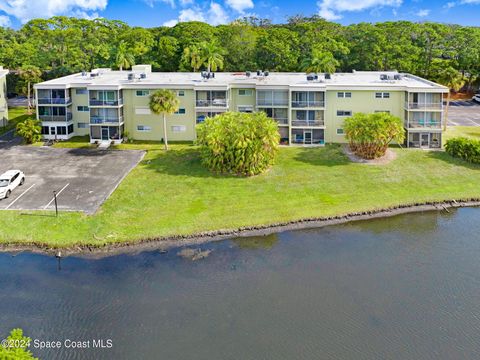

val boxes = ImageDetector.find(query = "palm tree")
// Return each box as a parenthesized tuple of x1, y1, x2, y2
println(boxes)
(301, 48, 339, 75)
(181, 45, 203, 72)
(18, 65, 42, 114)
(439, 67, 465, 131)
(149, 89, 180, 151)
(115, 40, 135, 71)
(200, 42, 225, 73)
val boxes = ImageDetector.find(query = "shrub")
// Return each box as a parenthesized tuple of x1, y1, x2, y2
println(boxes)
(445, 137, 480, 163)
(344, 112, 405, 159)
(196, 112, 279, 176)
(16, 119, 42, 144)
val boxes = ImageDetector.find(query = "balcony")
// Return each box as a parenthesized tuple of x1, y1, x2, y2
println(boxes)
(256, 99, 289, 107)
(291, 100, 325, 108)
(404, 102, 442, 110)
(195, 99, 227, 108)
(89, 98, 123, 107)
(291, 119, 324, 127)
(90, 116, 123, 125)
(408, 120, 441, 129)
(37, 97, 72, 105)
(39, 113, 73, 122)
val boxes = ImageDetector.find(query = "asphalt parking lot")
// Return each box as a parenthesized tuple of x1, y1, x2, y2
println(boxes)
(448, 99, 480, 126)
(0, 146, 144, 214)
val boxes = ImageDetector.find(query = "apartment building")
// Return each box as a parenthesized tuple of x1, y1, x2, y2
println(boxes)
(34, 65, 448, 148)
(0, 66, 8, 127)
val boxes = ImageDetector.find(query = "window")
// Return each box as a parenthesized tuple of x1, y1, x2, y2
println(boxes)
(375, 92, 390, 99)
(238, 106, 253, 113)
(177, 90, 185, 96)
(239, 89, 253, 96)
(337, 128, 344, 135)
(77, 106, 89, 112)
(77, 123, 88, 128)
(75, 88, 87, 95)
(337, 92, 352, 98)
(41, 126, 49, 135)
(68, 124, 74, 134)
(171, 125, 186, 132)
(175, 108, 186, 114)
(56, 126, 67, 135)
(137, 125, 151, 132)
(136, 90, 150, 97)
(337, 110, 352, 116)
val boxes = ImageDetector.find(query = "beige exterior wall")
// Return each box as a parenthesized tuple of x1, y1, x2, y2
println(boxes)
(230, 88, 256, 110)
(0, 75, 8, 122)
(123, 88, 196, 141)
(324, 90, 405, 144)
(71, 88, 90, 136)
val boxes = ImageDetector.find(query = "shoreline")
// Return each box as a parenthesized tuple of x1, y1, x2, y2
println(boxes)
(1, 199, 479, 258)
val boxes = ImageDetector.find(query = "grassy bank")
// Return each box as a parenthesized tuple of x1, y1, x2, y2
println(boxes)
(0, 107, 35, 135)
(1, 143, 480, 248)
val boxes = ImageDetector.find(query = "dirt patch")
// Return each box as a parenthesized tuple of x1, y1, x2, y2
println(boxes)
(343, 145, 397, 165)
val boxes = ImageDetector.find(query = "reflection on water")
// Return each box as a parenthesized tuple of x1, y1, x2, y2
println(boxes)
(1, 208, 480, 359)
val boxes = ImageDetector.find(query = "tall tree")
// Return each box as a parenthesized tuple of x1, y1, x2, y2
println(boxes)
(301, 48, 339, 74)
(114, 40, 135, 71)
(18, 65, 41, 113)
(438, 67, 465, 131)
(181, 44, 203, 72)
(200, 41, 225, 72)
(149, 89, 180, 151)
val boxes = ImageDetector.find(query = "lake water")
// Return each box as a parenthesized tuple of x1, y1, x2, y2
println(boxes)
(1, 208, 480, 359)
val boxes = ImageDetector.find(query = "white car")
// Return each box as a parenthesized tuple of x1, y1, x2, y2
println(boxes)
(0, 170, 25, 199)
(473, 94, 480, 103)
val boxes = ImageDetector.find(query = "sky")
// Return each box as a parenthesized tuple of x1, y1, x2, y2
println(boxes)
(0, 0, 480, 29)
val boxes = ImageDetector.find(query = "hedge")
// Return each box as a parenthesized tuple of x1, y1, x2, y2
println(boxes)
(445, 137, 480, 163)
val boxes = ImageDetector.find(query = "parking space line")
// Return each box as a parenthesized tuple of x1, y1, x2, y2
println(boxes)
(43, 183, 70, 210)
(5, 184, 36, 210)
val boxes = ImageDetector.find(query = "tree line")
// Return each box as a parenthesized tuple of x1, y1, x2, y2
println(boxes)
(1, 15, 479, 93)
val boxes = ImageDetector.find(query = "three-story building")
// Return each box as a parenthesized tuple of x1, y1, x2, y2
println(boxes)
(0, 66, 8, 127)
(34, 66, 448, 148)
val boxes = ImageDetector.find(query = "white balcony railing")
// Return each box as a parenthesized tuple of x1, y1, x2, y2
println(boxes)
(291, 119, 324, 127)
(405, 102, 442, 110)
(291, 100, 325, 108)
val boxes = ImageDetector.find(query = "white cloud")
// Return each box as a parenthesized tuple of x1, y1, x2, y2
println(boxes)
(0, 14, 11, 26)
(143, 0, 175, 8)
(208, 2, 229, 24)
(416, 8, 430, 16)
(460, 0, 480, 3)
(225, 0, 254, 13)
(178, 7, 205, 22)
(445, 0, 480, 8)
(444, 1, 456, 8)
(163, 2, 230, 27)
(0, 0, 107, 23)
(179, 0, 194, 6)
(317, 0, 402, 20)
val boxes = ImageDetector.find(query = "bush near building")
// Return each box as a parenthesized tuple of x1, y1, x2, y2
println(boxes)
(344, 112, 404, 159)
(16, 118, 42, 144)
(196, 112, 279, 176)
(445, 137, 480, 163)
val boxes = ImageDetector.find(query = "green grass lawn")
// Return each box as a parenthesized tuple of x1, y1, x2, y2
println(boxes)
(444, 126, 480, 142)
(1, 143, 480, 248)
(0, 107, 35, 135)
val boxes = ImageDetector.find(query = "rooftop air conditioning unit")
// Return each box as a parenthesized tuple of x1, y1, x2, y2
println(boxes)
(380, 74, 388, 80)
(306, 73, 315, 81)
(140, 73, 146, 79)
(246, 71, 251, 77)
(81, 71, 87, 77)
(257, 70, 262, 76)
(325, 73, 331, 80)
(128, 73, 135, 81)
(394, 74, 402, 80)
(264, 71, 269, 77)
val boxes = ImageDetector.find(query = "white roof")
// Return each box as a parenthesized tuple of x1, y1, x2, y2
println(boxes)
(34, 68, 448, 93)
